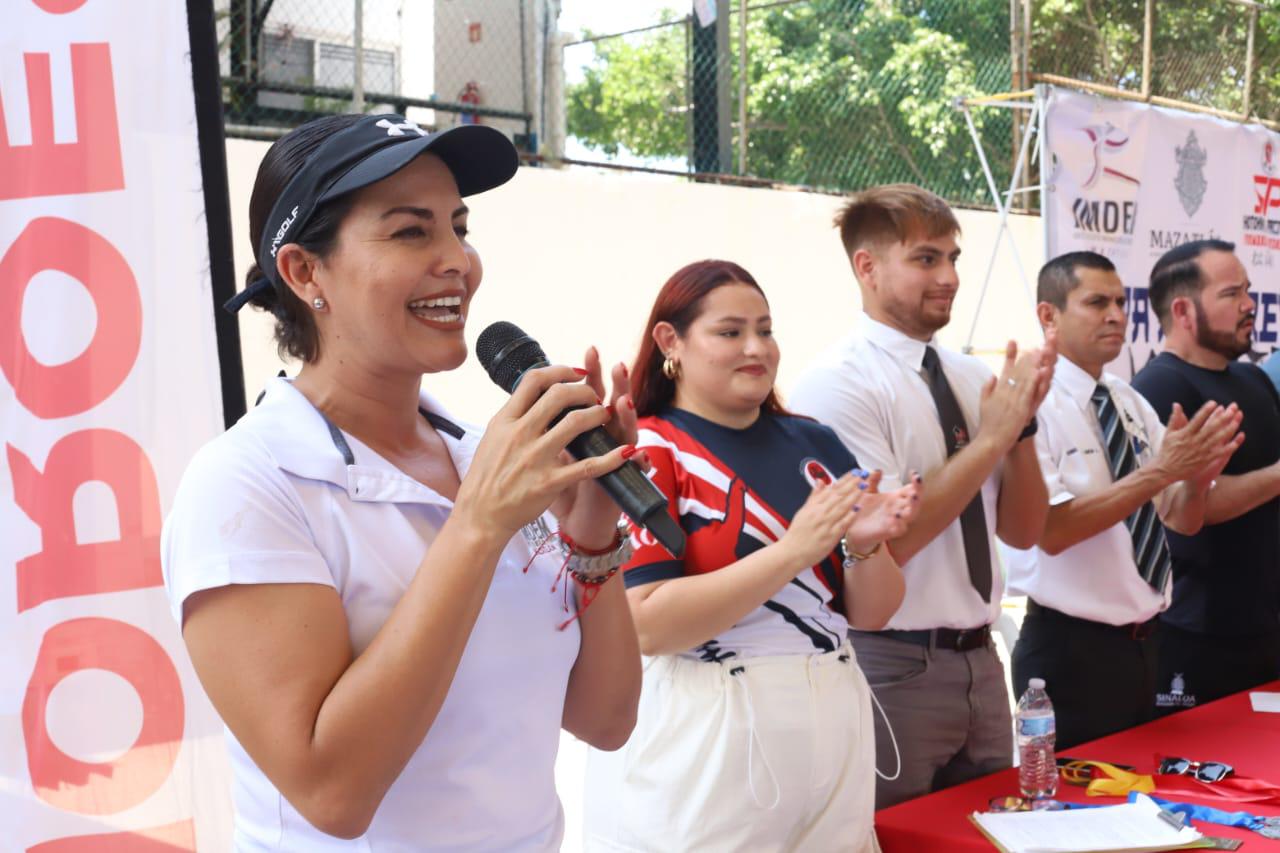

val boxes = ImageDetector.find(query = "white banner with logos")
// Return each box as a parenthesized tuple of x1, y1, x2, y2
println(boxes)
(1, 1, 234, 850)
(1043, 86, 1280, 377)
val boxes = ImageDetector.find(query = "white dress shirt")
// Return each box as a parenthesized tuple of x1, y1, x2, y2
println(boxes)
(789, 316, 1003, 630)
(163, 379, 577, 851)
(1006, 356, 1173, 625)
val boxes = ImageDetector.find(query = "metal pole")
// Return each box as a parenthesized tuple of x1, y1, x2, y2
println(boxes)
(961, 101, 1039, 352)
(353, 0, 365, 112)
(738, 0, 748, 175)
(1141, 0, 1153, 101)
(242, 0, 252, 81)
(1244, 5, 1257, 119)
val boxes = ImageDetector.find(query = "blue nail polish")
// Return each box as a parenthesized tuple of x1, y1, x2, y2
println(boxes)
(858, 482, 868, 490)
(853, 505, 861, 512)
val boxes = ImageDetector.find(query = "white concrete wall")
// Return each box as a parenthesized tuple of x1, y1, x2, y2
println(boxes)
(225, 138, 1042, 852)
(227, 137, 1046, 427)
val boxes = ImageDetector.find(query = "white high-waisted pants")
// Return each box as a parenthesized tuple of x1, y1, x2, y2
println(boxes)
(584, 642, 881, 852)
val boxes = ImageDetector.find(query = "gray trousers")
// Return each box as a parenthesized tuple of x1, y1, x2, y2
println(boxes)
(850, 630, 1013, 809)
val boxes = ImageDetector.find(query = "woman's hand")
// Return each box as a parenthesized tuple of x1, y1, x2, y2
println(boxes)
(843, 470, 923, 555)
(551, 347, 645, 550)
(454, 359, 633, 541)
(777, 473, 865, 571)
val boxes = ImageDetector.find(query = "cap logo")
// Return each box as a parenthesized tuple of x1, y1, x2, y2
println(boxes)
(376, 118, 428, 137)
(269, 204, 301, 257)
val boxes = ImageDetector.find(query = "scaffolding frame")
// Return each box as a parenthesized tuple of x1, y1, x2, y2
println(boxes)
(954, 85, 1047, 354)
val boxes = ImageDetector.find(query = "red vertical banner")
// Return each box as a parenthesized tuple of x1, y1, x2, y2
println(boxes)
(1, 0, 240, 849)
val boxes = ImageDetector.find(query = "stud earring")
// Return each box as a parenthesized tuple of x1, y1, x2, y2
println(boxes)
(312, 297, 327, 310)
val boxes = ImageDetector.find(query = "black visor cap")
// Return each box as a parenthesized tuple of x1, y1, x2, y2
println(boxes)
(320, 121, 520, 203)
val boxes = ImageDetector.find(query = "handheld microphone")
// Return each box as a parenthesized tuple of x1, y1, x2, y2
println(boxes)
(476, 321, 686, 559)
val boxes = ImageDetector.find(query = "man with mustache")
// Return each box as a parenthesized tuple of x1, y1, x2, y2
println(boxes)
(1132, 239, 1280, 712)
(1009, 251, 1242, 750)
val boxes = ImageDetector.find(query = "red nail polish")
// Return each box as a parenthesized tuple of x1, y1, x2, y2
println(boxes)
(605, 404, 615, 418)
(621, 445, 638, 459)
(621, 363, 629, 377)
(626, 398, 635, 411)
(573, 367, 589, 376)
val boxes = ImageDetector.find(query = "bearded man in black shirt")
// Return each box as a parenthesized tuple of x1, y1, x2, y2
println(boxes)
(1133, 239, 1280, 712)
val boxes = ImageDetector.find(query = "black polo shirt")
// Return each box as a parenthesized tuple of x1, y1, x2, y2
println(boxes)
(1132, 352, 1280, 636)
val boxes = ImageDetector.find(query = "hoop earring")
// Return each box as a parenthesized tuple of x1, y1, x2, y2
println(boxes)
(312, 297, 327, 310)
(662, 356, 680, 380)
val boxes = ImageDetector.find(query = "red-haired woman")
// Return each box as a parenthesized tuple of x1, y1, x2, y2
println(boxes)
(584, 260, 920, 852)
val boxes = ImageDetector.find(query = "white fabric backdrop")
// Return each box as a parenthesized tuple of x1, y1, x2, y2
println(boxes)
(1043, 86, 1280, 377)
(1, 2, 234, 849)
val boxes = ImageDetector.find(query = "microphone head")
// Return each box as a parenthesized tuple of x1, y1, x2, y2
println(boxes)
(476, 321, 548, 393)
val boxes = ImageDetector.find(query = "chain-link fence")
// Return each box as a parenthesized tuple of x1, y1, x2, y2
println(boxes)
(215, 2, 1279, 207)
(215, 0, 550, 148)
(565, 0, 1014, 206)
(564, 0, 1280, 208)
(1029, 0, 1273, 123)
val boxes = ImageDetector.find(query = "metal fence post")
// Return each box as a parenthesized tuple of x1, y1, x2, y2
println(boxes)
(716, 2, 732, 173)
(1244, 3, 1258, 119)
(352, 0, 364, 112)
(738, 0, 748, 176)
(1141, 0, 1152, 101)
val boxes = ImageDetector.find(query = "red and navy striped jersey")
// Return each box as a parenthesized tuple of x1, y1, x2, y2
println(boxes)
(625, 408, 858, 660)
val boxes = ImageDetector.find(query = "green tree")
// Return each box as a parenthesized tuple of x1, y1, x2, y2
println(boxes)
(568, 16, 689, 160)
(568, 0, 1280, 203)
(568, 0, 1014, 203)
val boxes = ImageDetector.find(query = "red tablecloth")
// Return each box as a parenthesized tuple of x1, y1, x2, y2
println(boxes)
(876, 681, 1280, 851)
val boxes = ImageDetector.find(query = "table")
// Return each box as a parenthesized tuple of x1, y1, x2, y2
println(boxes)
(876, 681, 1280, 851)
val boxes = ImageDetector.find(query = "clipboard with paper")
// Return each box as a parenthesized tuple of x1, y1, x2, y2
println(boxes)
(968, 793, 1216, 853)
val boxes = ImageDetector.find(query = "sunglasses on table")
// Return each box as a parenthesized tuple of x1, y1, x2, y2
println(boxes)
(1159, 757, 1234, 783)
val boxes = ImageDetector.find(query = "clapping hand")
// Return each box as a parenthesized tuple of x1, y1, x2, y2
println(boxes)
(1158, 400, 1244, 491)
(843, 470, 924, 556)
(979, 335, 1055, 450)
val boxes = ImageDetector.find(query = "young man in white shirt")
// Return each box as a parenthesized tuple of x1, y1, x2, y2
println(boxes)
(1010, 251, 1242, 750)
(790, 183, 1054, 808)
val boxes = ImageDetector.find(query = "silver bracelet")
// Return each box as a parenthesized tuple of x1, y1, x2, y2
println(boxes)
(840, 536, 882, 570)
(521, 516, 634, 581)
(565, 520, 634, 581)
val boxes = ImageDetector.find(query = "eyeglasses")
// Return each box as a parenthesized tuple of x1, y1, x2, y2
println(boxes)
(988, 796, 1067, 813)
(1159, 757, 1234, 783)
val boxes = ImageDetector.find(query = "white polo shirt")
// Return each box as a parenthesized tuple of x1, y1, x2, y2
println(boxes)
(162, 378, 579, 852)
(1006, 356, 1173, 626)
(789, 316, 1003, 630)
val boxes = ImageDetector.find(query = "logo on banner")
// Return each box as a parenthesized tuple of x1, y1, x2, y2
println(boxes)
(1173, 131, 1207, 218)
(801, 458, 835, 488)
(1149, 131, 1219, 251)
(1069, 123, 1139, 242)
(1245, 141, 1280, 255)
(1080, 123, 1140, 189)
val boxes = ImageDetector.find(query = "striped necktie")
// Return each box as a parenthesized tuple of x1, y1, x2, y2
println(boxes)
(1090, 383, 1172, 593)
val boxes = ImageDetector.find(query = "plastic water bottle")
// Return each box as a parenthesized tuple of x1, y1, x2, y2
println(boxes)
(1016, 677, 1058, 800)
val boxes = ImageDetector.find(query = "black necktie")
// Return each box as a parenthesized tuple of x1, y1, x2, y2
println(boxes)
(921, 346, 992, 602)
(1090, 384, 1172, 593)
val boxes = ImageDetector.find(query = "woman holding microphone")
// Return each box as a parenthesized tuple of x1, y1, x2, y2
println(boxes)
(162, 113, 641, 850)
(585, 260, 920, 852)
